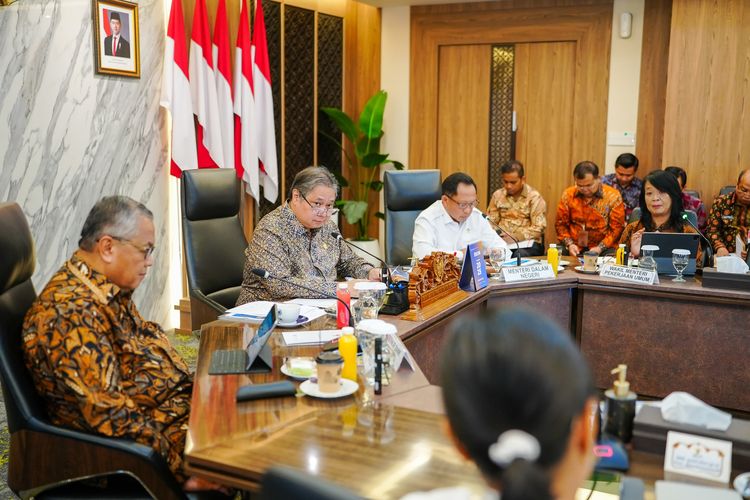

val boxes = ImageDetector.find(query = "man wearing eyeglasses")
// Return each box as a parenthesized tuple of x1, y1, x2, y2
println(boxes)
(22, 196, 224, 493)
(412, 172, 508, 259)
(707, 169, 750, 259)
(237, 165, 381, 305)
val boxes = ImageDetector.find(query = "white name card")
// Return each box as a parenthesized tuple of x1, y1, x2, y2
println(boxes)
(502, 263, 555, 283)
(599, 264, 659, 285)
(664, 431, 732, 484)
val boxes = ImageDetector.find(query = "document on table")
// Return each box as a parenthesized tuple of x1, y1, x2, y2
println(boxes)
(281, 330, 342, 346)
(287, 298, 338, 309)
(221, 301, 275, 320)
(507, 239, 535, 250)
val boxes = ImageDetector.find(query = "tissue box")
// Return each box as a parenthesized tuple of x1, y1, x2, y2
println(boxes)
(701, 268, 750, 292)
(632, 405, 750, 470)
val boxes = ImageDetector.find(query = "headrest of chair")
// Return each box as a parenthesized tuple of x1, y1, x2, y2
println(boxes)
(385, 170, 441, 211)
(182, 169, 241, 221)
(0, 203, 36, 294)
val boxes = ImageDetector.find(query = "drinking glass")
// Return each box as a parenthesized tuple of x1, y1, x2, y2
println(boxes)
(488, 247, 508, 274)
(672, 248, 690, 282)
(639, 245, 659, 272)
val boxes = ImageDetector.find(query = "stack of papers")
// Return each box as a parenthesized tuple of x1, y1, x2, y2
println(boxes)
(221, 300, 327, 322)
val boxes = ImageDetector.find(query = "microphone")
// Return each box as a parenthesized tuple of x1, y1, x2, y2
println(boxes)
(681, 213, 714, 267)
(482, 214, 521, 266)
(331, 232, 391, 284)
(250, 268, 354, 327)
(330, 232, 409, 315)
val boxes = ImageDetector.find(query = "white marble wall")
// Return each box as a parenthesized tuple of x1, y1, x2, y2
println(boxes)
(0, 0, 173, 326)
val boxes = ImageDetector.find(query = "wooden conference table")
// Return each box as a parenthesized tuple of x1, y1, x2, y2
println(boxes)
(185, 266, 750, 495)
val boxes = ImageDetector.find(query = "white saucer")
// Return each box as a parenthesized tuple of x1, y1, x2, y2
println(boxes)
(280, 362, 314, 380)
(299, 379, 358, 399)
(574, 265, 599, 275)
(276, 315, 310, 328)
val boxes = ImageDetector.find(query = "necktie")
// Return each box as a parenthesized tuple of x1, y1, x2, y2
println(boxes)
(113, 36, 117, 55)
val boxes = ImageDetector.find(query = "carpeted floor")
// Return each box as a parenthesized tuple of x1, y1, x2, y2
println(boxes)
(0, 330, 200, 498)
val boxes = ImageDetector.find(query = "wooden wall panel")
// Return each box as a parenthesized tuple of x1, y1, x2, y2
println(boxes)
(514, 41, 576, 247)
(410, 1, 613, 173)
(436, 45, 492, 208)
(662, 0, 750, 200)
(636, 0, 672, 171)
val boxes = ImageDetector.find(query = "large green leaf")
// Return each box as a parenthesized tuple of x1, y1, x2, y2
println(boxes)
(341, 200, 368, 225)
(389, 160, 406, 170)
(321, 107, 359, 144)
(358, 91, 387, 140)
(366, 180, 384, 192)
(362, 153, 389, 167)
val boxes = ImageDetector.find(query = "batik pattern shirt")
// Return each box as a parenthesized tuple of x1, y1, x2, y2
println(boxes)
(681, 192, 708, 233)
(707, 192, 750, 253)
(237, 204, 373, 304)
(602, 174, 642, 219)
(487, 184, 547, 244)
(22, 253, 193, 481)
(555, 184, 625, 250)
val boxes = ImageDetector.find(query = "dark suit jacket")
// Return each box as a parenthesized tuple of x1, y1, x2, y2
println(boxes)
(104, 35, 130, 58)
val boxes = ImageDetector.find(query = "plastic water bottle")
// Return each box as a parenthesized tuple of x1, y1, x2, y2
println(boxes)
(547, 244, 559, 277)
(338, 327, 357, 381)
(336, 283, 350, 328)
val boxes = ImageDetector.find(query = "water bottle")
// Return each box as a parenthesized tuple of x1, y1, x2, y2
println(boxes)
(336, 283, 351, 328)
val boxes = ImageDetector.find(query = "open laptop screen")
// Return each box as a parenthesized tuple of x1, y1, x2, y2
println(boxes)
(640, 232, 700, 275)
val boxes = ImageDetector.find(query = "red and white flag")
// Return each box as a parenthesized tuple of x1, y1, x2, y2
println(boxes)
(189, 0, 225, 168)
(233, 0, 260, 199)
(212, 0, 234, 170)
(252, 0, 279, 202)
(160, 0, 197, 177)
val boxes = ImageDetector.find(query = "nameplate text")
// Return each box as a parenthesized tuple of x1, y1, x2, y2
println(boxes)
(664, 431, 732, 484)
(600, 264, 658, 285)
(502, 263, 555, 283)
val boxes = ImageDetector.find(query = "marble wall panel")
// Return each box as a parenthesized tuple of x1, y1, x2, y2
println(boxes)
(0, 0, 172, 326)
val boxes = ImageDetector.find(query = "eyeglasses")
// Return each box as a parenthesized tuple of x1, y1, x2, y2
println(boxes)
(447, 197, 479, 210)
(301, 194, 339, 216)
(110, 236, 156, 259)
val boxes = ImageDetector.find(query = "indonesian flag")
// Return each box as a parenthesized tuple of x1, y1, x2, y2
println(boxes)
(189, 0, 225, 168)
(233, 0, 260, 199)
(160, 0, 197, 177)
(212, 0, 234, 170)
(252, 0, 279, 202)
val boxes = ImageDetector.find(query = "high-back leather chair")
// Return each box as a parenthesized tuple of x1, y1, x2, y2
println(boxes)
(719, 185, 736, 196)
(181, 169, 248, 330)
(0, 202, 188, 500)
(260, 466, 360, 500)
(383, 169, 441, 265)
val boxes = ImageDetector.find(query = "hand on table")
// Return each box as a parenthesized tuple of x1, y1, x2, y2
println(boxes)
(716, 247, 730, 257)
(568, 244, 581, 257)
(367, 267, 383, 281)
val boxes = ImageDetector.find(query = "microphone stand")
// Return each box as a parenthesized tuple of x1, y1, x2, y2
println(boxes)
(482, 214, 522, 267)
(250, 268, 354, 327)
(681, 213, 714, 268)
(331, 232, 409, 315)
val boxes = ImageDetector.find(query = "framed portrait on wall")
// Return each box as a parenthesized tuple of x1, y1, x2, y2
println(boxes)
(93, 0, 140, 78)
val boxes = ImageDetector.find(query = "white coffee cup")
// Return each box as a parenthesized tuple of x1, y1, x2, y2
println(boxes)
(277, 303, 301, 324)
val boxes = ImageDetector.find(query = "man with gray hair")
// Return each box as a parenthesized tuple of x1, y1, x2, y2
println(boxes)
(237, 165, 381, 304)
(22, 196, 223, 492)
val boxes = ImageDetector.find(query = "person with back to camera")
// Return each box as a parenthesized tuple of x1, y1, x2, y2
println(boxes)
(403, 308, 598, 500)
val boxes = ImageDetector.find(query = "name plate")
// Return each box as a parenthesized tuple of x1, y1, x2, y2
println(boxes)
(502, 263, 555, 283)
(600, 264, 659, 285)
(664, 431, 732, 484)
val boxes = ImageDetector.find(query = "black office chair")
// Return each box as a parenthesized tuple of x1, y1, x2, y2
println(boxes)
(181, 169, 248, 330)
(0, 202, 188, 500)
(384, 169, 441, 265)
(719, 185, 736, 196)
(684, 189, 701, 200)
(259, 466, 361, 500)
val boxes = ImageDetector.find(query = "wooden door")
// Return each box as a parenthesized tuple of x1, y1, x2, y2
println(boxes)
(514, 41, 576, 247)
(434, 41, 576, 247)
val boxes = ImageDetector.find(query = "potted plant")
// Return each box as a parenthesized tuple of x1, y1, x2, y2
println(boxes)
(321, 90, 405, 245)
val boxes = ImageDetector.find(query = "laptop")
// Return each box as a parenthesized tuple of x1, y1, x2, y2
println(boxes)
(640, 232, 700, 275)
(209, 304, 278, 375)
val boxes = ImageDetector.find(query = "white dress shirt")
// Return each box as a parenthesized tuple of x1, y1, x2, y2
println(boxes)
(412, 200, 508, 259)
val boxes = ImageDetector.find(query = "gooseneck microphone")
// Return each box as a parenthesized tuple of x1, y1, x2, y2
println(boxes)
(681, 213, 714, 267)
(250, 268, 354, 327)
(331, 232, 391, 284)
(482, 214, 521, 267)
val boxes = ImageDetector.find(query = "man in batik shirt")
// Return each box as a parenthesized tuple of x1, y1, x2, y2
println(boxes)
(487, 160, 547, 257)
(665, 166, 708, 232)
(602, 153, 642, 220)
(23, 196, 221, 492)
(556, 161, 626, 257)
(707, 169, 750, 258)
